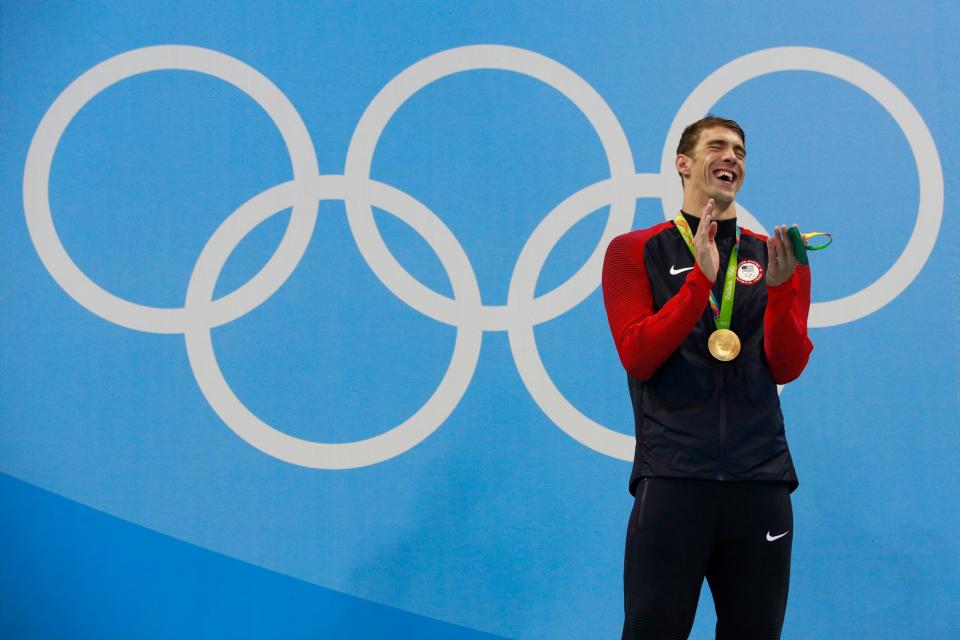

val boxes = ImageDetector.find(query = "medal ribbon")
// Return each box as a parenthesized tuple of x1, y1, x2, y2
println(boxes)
(673, 213, 740, 331)
(787, 227, 833, 265)
(800, 231, 832, 249)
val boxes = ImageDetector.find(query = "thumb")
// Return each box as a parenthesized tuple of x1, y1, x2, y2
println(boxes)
(708, 221, 718, 243)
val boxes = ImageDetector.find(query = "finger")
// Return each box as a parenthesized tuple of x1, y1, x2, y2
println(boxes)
(779, 225, 795, 260)
(785, 227, 797, 260)
(697, 210, 712, 242)
(708, 220, 718, 243)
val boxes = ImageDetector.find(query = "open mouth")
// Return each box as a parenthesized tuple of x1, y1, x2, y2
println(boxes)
(713, 169, 737, 183)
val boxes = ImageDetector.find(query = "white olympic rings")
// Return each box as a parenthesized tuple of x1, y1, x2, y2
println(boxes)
(23, 44, 943, 467)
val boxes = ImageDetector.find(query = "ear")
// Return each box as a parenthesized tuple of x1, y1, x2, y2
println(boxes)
(675, 154, 691, 178)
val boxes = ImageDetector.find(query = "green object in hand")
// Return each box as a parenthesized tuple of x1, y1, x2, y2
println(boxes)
(788, 227, 808, 265)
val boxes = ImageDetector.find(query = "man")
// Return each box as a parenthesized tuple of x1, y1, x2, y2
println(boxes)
(601, 116, 812, 639)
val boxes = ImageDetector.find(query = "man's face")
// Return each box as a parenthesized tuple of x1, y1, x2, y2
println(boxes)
(676, 126, 746, 205)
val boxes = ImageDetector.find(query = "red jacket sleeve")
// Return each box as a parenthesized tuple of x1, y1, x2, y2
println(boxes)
(764, 264, 814, 383)
(601, 230, 713, 381)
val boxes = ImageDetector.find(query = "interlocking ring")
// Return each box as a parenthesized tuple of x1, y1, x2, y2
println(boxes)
(24, 45, 942, 467)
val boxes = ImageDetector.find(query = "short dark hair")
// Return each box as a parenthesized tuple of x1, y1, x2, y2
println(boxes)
(676, 115, 745, 157)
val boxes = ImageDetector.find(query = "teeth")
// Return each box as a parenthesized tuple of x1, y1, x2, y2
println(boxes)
(715, 170, 733, 182)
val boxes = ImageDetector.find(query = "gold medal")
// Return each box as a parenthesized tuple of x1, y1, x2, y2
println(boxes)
(708, 329, 741, 361)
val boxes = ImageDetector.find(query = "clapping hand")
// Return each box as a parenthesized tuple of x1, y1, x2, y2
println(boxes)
(694, 199, 720, 281)
(766, 225, 799, 287)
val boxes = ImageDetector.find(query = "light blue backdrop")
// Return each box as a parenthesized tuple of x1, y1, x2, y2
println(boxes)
(2, 2, 958, 638)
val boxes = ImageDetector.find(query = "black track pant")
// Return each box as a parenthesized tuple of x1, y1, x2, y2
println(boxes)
(622, 478, 793, 640)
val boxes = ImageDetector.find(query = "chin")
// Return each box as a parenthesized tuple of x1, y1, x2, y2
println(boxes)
(710, 192, 735, 209)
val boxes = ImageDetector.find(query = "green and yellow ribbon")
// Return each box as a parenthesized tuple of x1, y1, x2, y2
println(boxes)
(787, 227, 832, 265)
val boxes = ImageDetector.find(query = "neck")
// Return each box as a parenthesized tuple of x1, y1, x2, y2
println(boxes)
(681, 192, 737, 220)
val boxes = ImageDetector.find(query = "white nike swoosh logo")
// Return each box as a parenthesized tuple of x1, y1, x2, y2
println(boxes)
(766, 530, 789, 542)
(669, 265, 694, 275)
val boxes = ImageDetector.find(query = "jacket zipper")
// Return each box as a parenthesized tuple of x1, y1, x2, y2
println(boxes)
(717, 361, 727, 481)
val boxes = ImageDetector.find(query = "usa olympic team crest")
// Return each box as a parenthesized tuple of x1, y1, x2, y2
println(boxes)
(736, 259, 764, 285)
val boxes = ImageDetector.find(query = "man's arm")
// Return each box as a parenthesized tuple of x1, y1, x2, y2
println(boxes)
(601, 230, 713, 381)
(763, 225, 814, 383)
